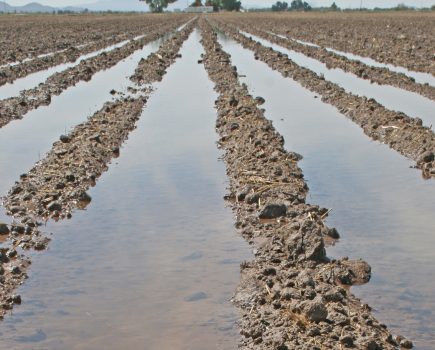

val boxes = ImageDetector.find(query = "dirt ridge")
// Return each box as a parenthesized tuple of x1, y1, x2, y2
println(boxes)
(199, 17, 412, 349)
(221, 19, 435, 102)
(210, 19, 435, 179)
(0, 20, 196, 319)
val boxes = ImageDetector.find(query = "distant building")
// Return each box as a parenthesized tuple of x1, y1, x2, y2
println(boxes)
(184, 5, 213, 12)
(184, 0, 213, 13)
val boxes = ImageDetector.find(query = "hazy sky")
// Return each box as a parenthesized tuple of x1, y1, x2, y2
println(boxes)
(5, 0, 435, 8)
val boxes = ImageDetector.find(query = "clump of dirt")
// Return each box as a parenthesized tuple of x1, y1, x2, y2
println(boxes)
(200, 17, 411, 349)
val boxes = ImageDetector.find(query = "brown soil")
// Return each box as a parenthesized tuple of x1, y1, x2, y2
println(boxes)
(0, 20, 196, 319)
(0, 14, 192, 87)
(215, 12, 435, 76)
(216, 16, 435, 102)
(199, 17, 411, 349)
(0, 18, 188, 129)
(0, 14, 190, 66)
(210, 18, 435, 179)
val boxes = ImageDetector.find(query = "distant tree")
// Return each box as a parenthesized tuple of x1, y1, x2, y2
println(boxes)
(190, 0, 203, 6)
(290, 0, 311, 11)
(205, 0, 221, 11)
(330, 2, 339, 11)
(394, 3, 411, 10)
(272, 1, 288, 11)
(140, 0, 177, 13)
(221, 0, 241, 11)
(432, 4, 435, 10)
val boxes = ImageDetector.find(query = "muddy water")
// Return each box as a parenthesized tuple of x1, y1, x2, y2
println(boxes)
(219, 34, 435, 349)
(240, 31, 435, 128)
(0, 39, 165, 197)
(0, 30, 251, 349)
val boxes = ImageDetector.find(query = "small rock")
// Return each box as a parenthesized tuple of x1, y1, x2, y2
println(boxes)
(262, 266, 276, 276)
(340, 335, 354, 347)
(78, 191, 92, 203)
(65, 172, 75, 182)
(10, 265, 21, 274)
(259, 203, 287, 219)
(12, 295, 21, 305)
(0, 223, 10, 235)
(418, 151, 434, 164)
(59, 135, 71, 143)
(245, 193, 260, 204)
(400, 339, 413, 349)
(301, 296, 328, 322)
(323, 227, 340, 239)
(47, 202, 62, 212)
(255, 96, 265, 105)
(365, 340, 381, 350)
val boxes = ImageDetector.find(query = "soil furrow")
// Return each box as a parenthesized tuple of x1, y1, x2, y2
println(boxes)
(198, 17, 408, 349)
(0, 22, 171, 87)
(209, 19, 435, 179)
(0, 20, 196, 319)
(219, 13, 434, 77)
(220, 20, 435, 102)
(0, 14, 191, 66)
(0, 19, 185, 130)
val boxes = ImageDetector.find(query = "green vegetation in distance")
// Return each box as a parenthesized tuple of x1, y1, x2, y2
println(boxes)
(139, 0, 241, 12)
(139, 0, 177, 13)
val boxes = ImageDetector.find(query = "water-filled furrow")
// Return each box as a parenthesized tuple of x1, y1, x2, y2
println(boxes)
(238, 31, 435, 128)
(0, 33, 152, 100)
(0, 30, 251, 349)
(282, 34, 435, 87)
(218, 33, 435, 350)
(0, 38, 163, 197)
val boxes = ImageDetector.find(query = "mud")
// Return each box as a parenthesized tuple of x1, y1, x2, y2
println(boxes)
(0, 20, 196, 318)
(199, 17, 409, 349)
(0, 18, 187, 129)
(210, 19, 435, 179)
(217, 18, 435, 102)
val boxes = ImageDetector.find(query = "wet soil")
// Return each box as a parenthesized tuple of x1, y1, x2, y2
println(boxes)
(217, 18, 435, 102)
(0, 18, 189, 129)
(0, 14, 432, 350)
(0, 29, 251, 349)
(199, 18, 408, 349)
(210, 19, 435, 179)
(0, 20, 196, 318)
(0, 14, 191, 66)
(217, 12, 435, 76)
(220, 33, 435, 349)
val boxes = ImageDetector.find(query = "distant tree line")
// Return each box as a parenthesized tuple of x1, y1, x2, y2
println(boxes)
(140, 0, 241, 12)
(271, 0, 312, 12)
(206, 0, 241, 11)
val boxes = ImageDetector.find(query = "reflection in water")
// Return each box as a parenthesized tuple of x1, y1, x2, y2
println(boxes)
(281, 34, 435, 87)
(240, 31, 435, 128)
(0, 30, 251, 349)
(219, 34, 435, 350)
(0, 36, 146, 100)
(0, 39, 163, 197)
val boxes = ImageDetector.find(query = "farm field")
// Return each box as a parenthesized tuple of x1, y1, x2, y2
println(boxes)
(0, 11, 434, 350)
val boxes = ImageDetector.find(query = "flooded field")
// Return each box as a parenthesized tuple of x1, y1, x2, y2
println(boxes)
(218, 34, 435, 348)
(0, 11, 434, 350)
